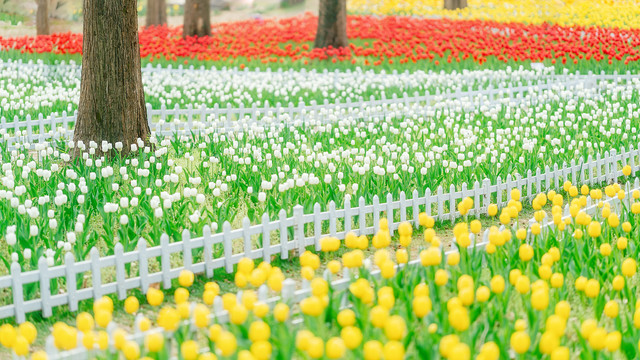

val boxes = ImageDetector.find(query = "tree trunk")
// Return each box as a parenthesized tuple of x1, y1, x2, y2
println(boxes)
(74, 0, 150, 156)
(444, 0, 467, 10)
(36, 0, 50, 35)
(183, 0, 211, 38)
(146, 0, 167, 27)
(314, 0, 347, 49)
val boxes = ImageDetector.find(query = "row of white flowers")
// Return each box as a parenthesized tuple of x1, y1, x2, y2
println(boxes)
(0, 59, 563, 119)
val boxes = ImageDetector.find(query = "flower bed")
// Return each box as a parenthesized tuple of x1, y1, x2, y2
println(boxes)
(348, 0, 640, 29)
(8, 179, 640, 359)
(2, 15, 640, 71)
(2, 71, 638, 274)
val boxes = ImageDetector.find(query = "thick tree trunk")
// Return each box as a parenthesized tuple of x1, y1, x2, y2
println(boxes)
(74, 0, 150, 156)
(314, 0, 347, 49)
(36, 0, 50, 35)
(444, 0, 467, 10)
(146, 0, 167, 27)
(183, 0, 211, 38)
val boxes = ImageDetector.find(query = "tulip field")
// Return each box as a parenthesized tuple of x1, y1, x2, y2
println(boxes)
(348, 0, 640, 29)
(2, 64, 640, 272)
(0, 61, 557, 120)
(3, 2, 640, 360)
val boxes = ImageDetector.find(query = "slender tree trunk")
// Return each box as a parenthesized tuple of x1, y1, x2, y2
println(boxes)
(36, 0, 50, 35)
(183, 0, 211, 38)
(74, 0, 150, 156)
(444, 0, 467, 10)
(146, 0, 167, 27)
(314, 0, 347, 49)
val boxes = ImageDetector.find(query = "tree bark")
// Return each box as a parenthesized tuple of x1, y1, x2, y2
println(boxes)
(36, 0, 50, 35)
(314, 0, 347, 49)
(183, 0, 211, 38)
(74, 0, 150, 156)
(146, 0, 167, 27)
(444, 0, 467, 10)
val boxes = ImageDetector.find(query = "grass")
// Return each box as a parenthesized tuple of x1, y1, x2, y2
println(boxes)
(3, 47, 640, 76)
(0, 12, 26, 26)
(0, 183, 592, 356)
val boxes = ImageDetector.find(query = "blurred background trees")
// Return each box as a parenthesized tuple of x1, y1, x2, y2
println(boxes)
(146, 0, 167, 26)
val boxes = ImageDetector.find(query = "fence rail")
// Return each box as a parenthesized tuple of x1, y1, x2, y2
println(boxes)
(0, 145, 638, 323)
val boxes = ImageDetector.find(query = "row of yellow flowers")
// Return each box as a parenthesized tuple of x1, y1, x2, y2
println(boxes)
(3, 177, 640, 359)
(347, 0, 640, 29)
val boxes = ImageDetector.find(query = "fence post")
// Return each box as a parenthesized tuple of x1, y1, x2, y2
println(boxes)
(425, 188, 432, 217)
(482, 178, 491, 211)
(294, 205, 305, 255)
(11, 263, 24, 323)
(344, 196, 352, 235)
(138, 239, 149, 294)
(45, 335, 56, 359)
(329, 201, 337, 237)
(183, 229, 193, 271)
(496, 177, 503, 207)
(372, 195, 380, 233)
(241, 218, 252, 259)
(261, 214, 271, 263)
(38, 113, 45, 144)
(25, 114, 32, 143)
(187, 104, 194, 131)
(436, 186, 444, 221)
(281, 279, 296, 303)
(161, 234, 172, 288)
(114, 243, 126, 300)
(90, 247, 102, 300)
(449, 184, 456, 224)
(358, 196, 366, 234)
(398, 191, 408, 224)
(202, 226, 214, 277)
(200, 104, 207, 127)
(146, 103, 153, 125)
(313, 203, 322, 251)
(533, 167, 541, 194)
(472, 181, 481, 218)
(589, 154, 600, 186)
(223, 222, 233, 273)
(524, 170, 533, 199)
(386, 193, 394, 234)
(38, 257, 52, 318)
(65, 252, 78, 312)
(609, 149, 617, 181)
(279, 210, 288, 260)
(412, 190, 420, 227)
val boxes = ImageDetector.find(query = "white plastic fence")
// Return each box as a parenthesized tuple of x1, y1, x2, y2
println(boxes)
(44, 164, 640, 360)
(0, 145, 638, 323)
(0, 76, 602, 147)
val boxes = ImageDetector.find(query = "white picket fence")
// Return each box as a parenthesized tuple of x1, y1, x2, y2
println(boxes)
(44, 166, 640, 360)
(0, 75, 601, 147)
(0, 144, 638, 324)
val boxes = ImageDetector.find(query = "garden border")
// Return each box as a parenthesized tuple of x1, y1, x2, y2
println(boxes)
(0, 145, 637, 323)
(43, 164, 640, 360)
(0, 74, 600, 147)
